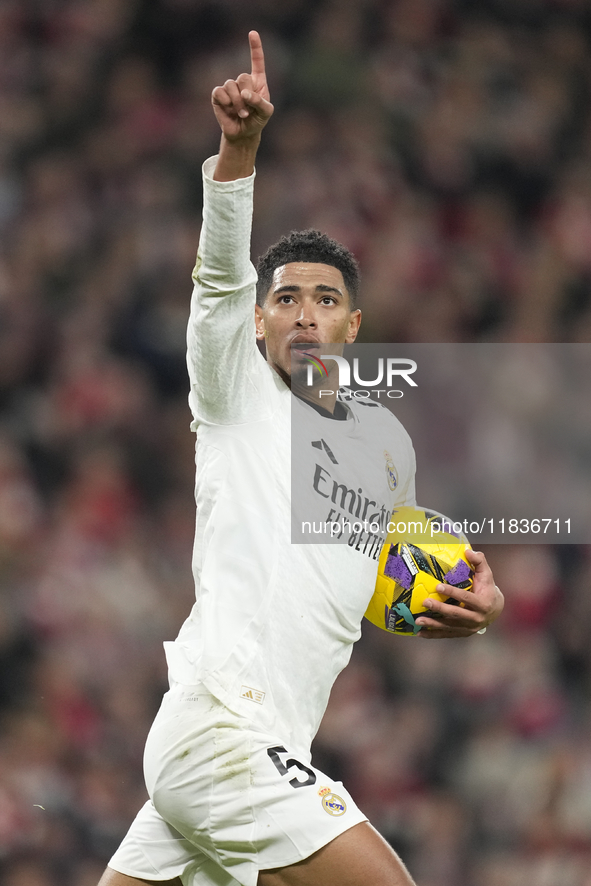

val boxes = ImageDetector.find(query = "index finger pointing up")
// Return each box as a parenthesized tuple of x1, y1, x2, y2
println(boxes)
(249, 30, 266, 78)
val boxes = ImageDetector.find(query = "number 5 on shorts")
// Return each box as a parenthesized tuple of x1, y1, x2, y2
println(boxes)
(267, 746, 317, 789)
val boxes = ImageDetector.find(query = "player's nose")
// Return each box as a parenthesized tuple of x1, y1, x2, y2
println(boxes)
(295, 302, 317, 327)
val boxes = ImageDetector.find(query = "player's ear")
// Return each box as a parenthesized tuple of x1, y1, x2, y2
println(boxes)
(255, 303, 266, 340)
(346, 309, 362, 343)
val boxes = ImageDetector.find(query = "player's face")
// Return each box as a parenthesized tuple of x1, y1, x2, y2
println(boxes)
(255, 262, 361, 384)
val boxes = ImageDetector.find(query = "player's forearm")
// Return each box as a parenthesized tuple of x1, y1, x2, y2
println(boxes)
(213, 134, 261, 182)
(192, 156, 256, 288)
(186, 155, 259, 424)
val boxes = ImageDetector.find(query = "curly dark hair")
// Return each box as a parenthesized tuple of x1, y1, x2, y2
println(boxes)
(255, 229, 360, 307)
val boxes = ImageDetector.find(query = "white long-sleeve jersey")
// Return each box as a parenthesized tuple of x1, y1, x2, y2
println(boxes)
(165, 157, 416, 755)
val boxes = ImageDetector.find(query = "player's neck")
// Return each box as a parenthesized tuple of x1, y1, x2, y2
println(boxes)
(274, 363, 340, 414)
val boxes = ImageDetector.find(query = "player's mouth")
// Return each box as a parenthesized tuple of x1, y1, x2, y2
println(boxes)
(290, 337, 321, 363)
(290, 335, 320, 348)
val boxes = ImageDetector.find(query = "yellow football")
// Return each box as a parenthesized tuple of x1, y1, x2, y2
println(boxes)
(365, 506, 473, 635)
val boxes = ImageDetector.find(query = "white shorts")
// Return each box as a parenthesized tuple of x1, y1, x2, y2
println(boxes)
(109, 683, 367, 886)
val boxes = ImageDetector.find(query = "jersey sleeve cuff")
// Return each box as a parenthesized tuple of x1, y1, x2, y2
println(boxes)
(202, 155, 256, 190)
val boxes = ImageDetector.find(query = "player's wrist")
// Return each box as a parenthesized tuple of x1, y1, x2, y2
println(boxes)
(213, 134, 261, 181)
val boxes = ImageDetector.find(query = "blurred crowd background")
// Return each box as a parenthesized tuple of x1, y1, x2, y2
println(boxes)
(0, 1, 590, 884)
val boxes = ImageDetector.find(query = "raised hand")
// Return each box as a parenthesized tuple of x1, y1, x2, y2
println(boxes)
(211, 30, 274, 143)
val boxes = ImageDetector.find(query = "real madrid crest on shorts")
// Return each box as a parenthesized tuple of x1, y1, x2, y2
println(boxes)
(318, 786, 347, 816)
(384, 450, 398, 491)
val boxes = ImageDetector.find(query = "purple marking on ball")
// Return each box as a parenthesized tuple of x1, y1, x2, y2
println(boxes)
(384, 552, 412, 589)
(444, 559, 471, 586)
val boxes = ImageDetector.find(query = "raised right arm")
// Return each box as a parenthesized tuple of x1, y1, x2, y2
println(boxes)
(187, 31, 274, 427)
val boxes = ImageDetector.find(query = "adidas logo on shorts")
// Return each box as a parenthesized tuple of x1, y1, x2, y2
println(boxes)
(240, 685, 266, 704)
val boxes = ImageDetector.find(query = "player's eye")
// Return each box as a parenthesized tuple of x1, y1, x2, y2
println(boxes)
(320, 296, 336, 305)
(278, 294, 295, 304)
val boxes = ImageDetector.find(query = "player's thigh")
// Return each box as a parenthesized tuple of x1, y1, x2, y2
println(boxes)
(258, 821, 416, 886)
(97, 867, 182, 886)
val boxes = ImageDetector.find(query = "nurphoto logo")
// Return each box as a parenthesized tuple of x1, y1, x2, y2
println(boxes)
(301, 351, 418, 400)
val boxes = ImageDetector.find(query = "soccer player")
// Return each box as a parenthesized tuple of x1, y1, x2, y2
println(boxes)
(98, 31, 503, 886)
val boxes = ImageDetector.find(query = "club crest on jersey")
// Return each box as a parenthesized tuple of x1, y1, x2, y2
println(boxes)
(384, 451, 398, 491)
(320, 790, 347, 816)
